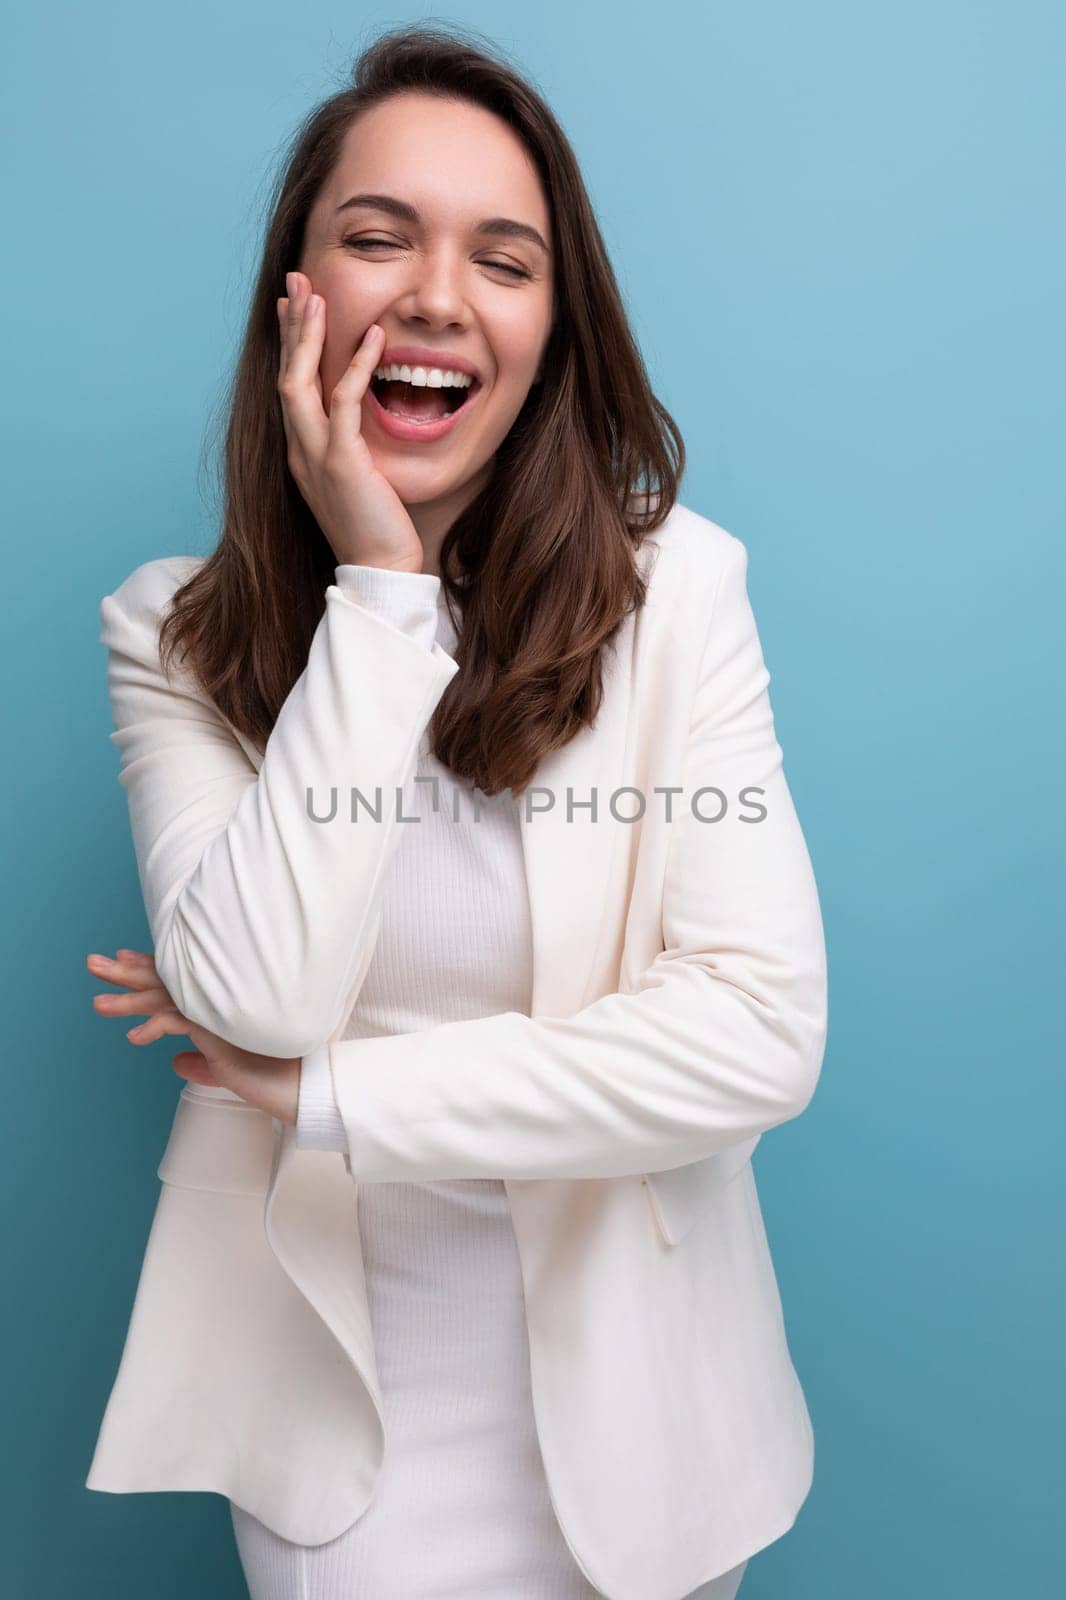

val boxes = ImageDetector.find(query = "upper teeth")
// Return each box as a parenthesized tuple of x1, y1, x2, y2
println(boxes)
(373, 363, 474, 389)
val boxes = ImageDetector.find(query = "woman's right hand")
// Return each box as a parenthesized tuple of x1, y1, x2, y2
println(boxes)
(276, 271, 425, 573)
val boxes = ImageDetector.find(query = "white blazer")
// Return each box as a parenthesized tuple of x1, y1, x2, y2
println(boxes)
(86, 502, 828, 1600)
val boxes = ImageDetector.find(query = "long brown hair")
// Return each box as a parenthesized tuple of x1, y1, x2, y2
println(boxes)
(160, 22, 685, 797)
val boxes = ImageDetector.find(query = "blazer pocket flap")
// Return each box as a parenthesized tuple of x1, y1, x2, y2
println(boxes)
(643, 1135, 760, 1247)
(157, 1088, 277, 1196)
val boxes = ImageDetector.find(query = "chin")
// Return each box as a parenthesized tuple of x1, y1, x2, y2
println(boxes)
(373, 457, 480, 506)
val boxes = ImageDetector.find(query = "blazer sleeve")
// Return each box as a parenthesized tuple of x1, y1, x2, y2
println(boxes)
(294, 564, 444, 1151)
(323, 535, 829, 1181)
(100, 558, 458, 1059)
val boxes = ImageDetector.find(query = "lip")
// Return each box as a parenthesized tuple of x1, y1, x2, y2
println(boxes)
(366, 347, 485, 444)
(375, 345, 483, 382)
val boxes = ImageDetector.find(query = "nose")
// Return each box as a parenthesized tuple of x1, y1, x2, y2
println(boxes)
(401, 247, 470, 327)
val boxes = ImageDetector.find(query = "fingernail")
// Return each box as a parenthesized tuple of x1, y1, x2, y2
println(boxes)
(286, 271, 296, 297)
(363, 323, 379, 344)
(89, 954, 113, 968)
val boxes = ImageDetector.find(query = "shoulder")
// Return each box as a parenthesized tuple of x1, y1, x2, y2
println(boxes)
(98, 555, 208, 673)
(637, 499, 748, 611)
(101, 554, 206, 626)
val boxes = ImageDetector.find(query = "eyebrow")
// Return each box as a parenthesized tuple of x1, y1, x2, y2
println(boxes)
(332, 192, 550, 256)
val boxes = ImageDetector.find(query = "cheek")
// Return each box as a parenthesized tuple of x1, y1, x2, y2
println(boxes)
(317, 289, 375, 385)
(490, 305, 551, 383)
(493, 335, 545, 386)
(313, 271, 372, 336)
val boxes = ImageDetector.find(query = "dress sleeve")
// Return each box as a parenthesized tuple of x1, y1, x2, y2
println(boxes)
(295, 565, 445, 1152)
(319, 536, 829, 1181)
(101, 559, 457, 1060)
(296, 1041, 349, 1150)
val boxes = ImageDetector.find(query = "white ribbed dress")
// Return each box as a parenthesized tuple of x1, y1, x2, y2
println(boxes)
(228, 566, 748, 1600)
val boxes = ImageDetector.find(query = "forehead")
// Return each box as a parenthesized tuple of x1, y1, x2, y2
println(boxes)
(317, 93, 551, 239)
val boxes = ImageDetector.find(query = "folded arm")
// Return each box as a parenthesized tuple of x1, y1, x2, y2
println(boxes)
(319, 537, 828, 1182)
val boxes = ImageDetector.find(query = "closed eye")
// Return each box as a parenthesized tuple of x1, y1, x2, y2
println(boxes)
(341, 236, 531, 280)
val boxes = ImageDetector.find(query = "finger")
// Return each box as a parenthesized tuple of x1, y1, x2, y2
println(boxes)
(116, 948, 157, 970)
(87, 951, 173, 1010)
(327, 323, 384, 443)
(276, 298, 288, 383)
(276, 279, 312, 384)
(126, 1008, 190, 1046)
(278, 284, 329, 456)
(99, 947, 161, 989)
(87, 951, 162, 989)
(276, 291, 301, 387)
(171, 1049, 219, 1086)
(93, 984, 174, 1018)
(282, 270, 310, 371)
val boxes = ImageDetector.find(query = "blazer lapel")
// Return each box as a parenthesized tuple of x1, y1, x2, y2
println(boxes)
(520, 531, 659, 1019)
(517, 626, 636, 1019)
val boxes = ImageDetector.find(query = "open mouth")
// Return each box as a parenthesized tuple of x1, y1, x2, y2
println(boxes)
(369, 375, 480, 423)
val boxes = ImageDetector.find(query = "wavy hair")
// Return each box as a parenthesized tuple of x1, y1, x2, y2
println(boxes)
(160, 21, 685, 796)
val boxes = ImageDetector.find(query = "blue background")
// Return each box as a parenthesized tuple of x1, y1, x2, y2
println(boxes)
(3, 2, 1062, 1595)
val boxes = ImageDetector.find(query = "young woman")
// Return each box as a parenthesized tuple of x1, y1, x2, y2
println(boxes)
(86, 25, 827, 1600)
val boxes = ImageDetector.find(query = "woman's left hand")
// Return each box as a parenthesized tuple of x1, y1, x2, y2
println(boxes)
(87, 948, 300, 1125)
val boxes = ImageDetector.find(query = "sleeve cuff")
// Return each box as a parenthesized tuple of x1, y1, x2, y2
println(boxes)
(296, 1043, 349, 1152)
(334, 564, 441, 652)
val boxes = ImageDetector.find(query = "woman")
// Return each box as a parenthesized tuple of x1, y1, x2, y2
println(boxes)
(86, 24, 827, 1600)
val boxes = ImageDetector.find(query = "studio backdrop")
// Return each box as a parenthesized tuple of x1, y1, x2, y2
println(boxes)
(2, 3, 1062, 1597)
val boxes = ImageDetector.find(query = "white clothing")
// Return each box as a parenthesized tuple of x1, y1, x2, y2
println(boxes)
(230, 566, 748, 1600)
(236, 566, 592, 1598)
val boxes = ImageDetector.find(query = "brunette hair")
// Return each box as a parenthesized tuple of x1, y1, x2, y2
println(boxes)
(160, 21, 685, 796)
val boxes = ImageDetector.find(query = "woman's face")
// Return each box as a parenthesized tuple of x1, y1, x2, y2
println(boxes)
(299, 92, 555, 527)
